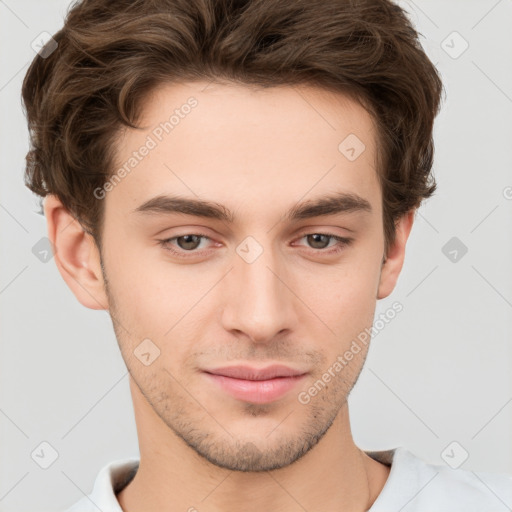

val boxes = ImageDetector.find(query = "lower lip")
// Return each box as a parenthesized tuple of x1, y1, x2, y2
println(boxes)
(204, 372, 307, 404)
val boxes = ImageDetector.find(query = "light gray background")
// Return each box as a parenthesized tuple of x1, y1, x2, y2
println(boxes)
(1, 1, 511, 511)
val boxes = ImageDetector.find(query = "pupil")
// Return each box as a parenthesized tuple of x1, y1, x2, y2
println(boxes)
(308, 234, 329, 249)
(179, 235, 200, 250)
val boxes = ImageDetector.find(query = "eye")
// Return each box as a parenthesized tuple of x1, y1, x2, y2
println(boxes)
(294, 233, 353, 254)
(157, 232, 353, 259)
(158, 234, 213, 257)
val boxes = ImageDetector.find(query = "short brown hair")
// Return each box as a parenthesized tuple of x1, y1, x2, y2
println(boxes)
(22, 0, 444, 254)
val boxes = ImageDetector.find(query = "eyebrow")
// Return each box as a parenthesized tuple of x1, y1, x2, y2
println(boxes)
(132, 191, 372, 223)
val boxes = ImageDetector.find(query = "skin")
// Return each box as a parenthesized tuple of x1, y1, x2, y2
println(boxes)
(45, 81, 414, 512)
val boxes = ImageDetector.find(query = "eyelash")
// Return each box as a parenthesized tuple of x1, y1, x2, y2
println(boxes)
(157, 232, 353, 259)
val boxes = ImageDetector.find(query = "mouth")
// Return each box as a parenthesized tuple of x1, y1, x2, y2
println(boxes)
(202, 364, 308, 404)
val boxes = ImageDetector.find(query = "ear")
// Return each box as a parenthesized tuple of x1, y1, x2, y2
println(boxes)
(43, 194, 108, 310)
(377, 209, 415, 300)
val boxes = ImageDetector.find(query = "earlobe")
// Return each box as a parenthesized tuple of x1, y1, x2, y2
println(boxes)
(43, 195, 109, 310)
(377, 209, 415, 300)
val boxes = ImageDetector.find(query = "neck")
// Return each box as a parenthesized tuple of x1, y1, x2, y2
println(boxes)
(117, 377, 390, 512)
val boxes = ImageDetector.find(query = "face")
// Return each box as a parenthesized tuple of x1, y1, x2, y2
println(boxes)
(94, 81, 393, 471)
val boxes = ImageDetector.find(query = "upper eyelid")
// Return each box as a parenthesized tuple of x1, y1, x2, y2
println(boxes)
(161, 232, 350, 248)
(160, 225, 353, 239)
(161, 231, 346, 240)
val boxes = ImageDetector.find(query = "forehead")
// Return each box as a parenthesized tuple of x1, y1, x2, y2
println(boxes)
(107, 80, 381, 222)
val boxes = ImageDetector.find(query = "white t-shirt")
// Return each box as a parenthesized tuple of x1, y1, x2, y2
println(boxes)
(64, 446, 512, 512)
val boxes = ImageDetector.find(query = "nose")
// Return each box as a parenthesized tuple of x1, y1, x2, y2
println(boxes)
(220, 242, 297, 344)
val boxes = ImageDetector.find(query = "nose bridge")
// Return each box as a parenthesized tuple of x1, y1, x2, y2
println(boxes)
(221, 234, 294, 342)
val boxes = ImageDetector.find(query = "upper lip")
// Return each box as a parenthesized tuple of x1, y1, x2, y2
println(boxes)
(204, 364, 307, 381)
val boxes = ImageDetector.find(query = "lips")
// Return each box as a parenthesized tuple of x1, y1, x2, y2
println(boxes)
(204, 364, 306, 381)
(202, 364, 308, 404)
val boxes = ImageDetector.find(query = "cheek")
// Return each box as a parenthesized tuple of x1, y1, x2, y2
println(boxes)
(310, 273, 377, 332)
(104, 243, 218, 361)
(292, 217, 383, 310)
(300, 252, 381, 339)
(102, 237, 175, 333)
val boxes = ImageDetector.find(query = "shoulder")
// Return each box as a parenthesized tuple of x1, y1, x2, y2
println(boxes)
(368, 446, 512, 512)
(62, 458, 140, 512)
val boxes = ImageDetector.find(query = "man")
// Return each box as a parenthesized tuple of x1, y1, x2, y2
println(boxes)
(21, 0, 511, 510)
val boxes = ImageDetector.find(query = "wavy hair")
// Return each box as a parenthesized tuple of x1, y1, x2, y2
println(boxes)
(22, 0, 444, 254)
